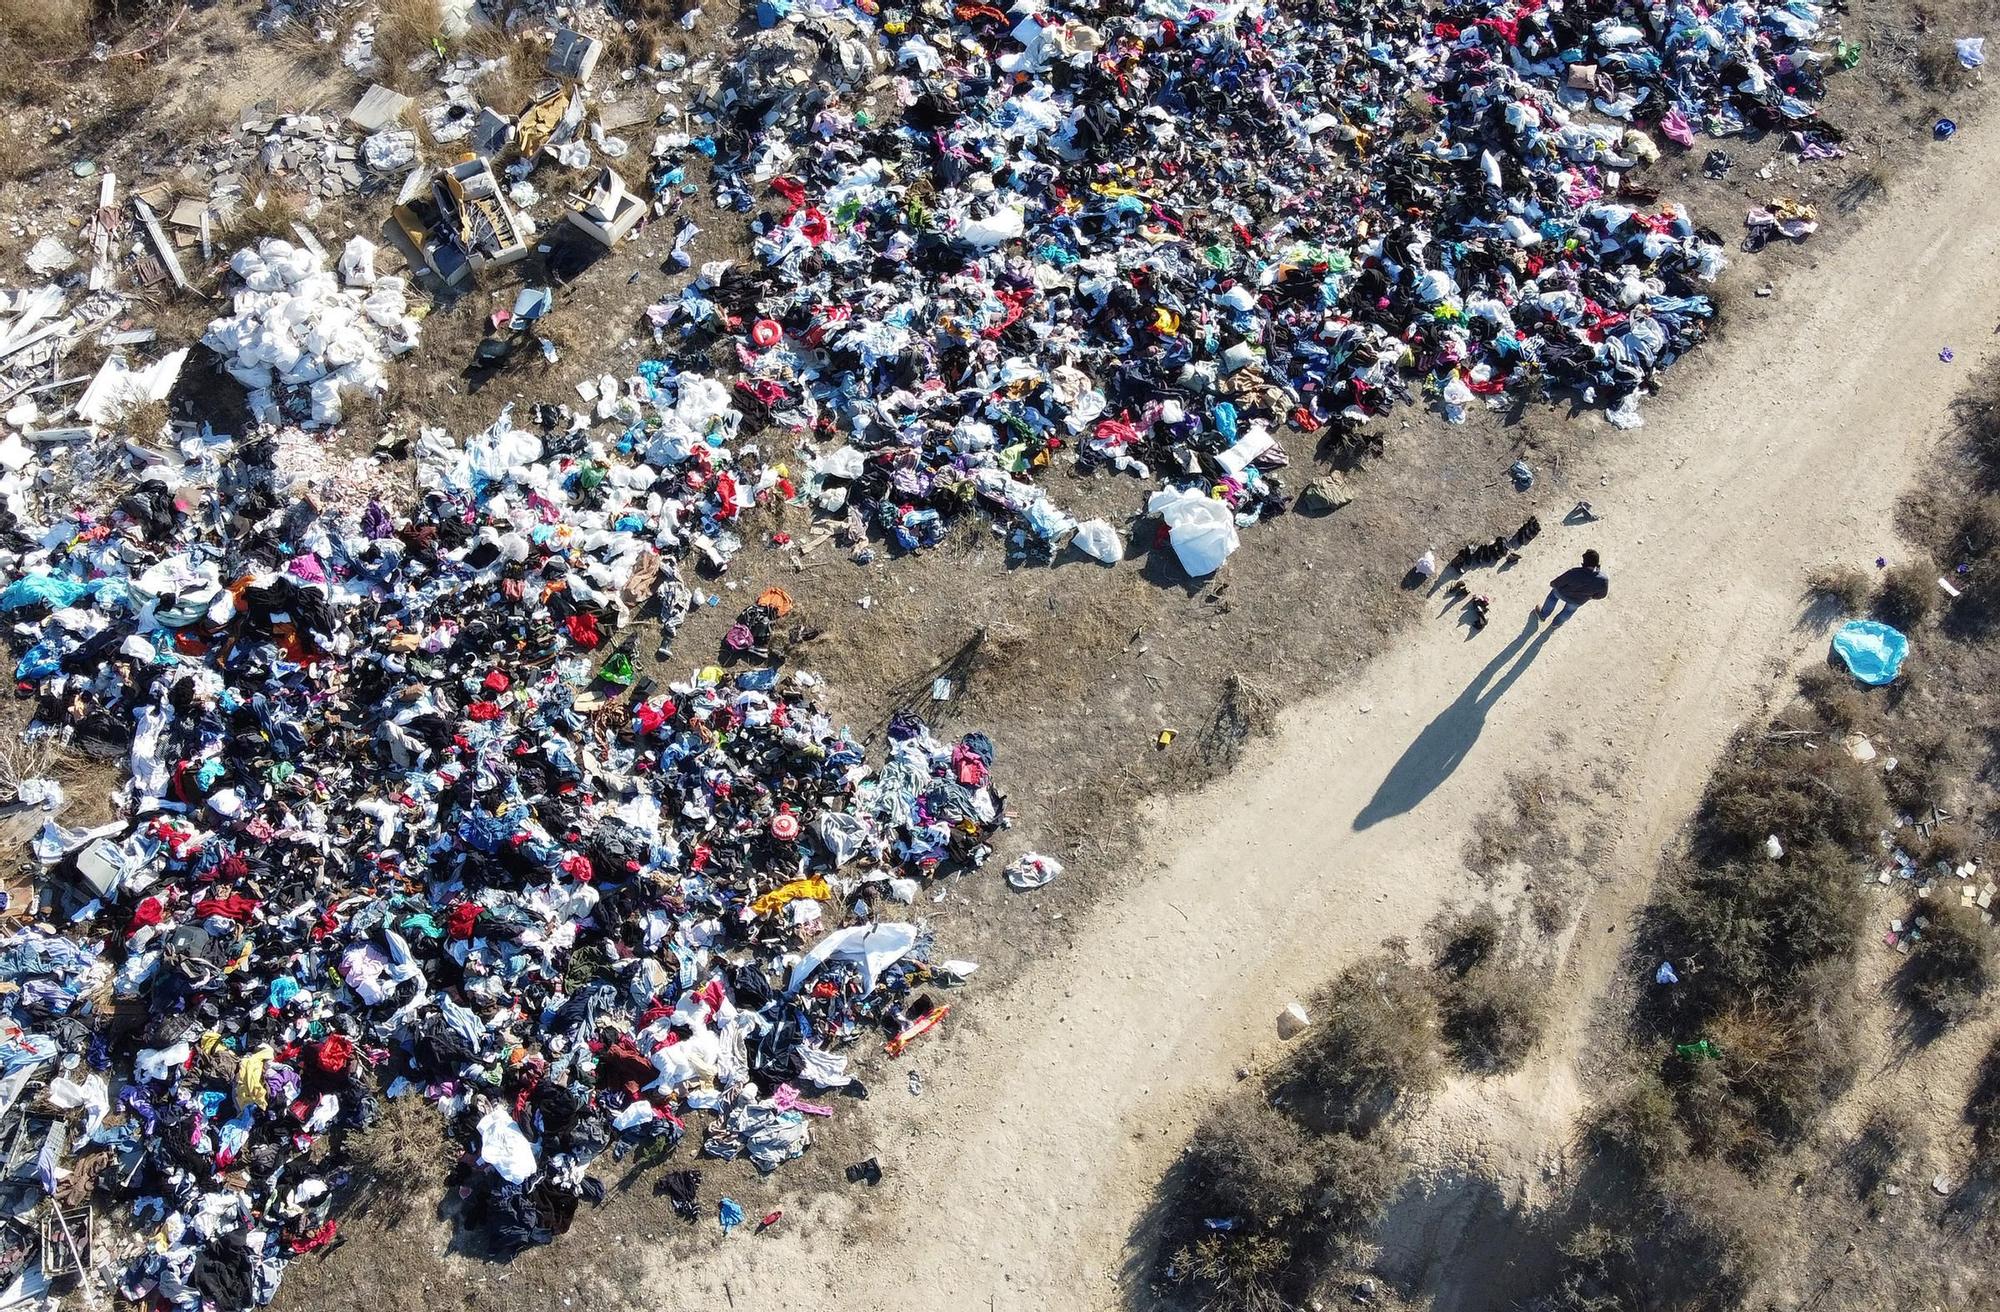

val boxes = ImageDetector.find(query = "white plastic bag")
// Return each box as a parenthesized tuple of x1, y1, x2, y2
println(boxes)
(1147, 487, 1239, 576)
(1071, 518, 1122, 564)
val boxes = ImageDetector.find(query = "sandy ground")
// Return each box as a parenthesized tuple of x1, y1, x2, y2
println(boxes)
(599, 111, 2000, 1312)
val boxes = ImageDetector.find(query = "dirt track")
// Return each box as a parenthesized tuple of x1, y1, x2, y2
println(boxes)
(613, 114, 2000, 1312)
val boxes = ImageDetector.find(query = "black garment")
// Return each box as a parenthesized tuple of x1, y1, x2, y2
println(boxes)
(1548, 566, 1610, 606)
(655, 1170, 701, 1222)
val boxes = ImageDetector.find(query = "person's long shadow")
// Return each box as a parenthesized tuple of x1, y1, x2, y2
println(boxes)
(1352, 613, 1560, 831)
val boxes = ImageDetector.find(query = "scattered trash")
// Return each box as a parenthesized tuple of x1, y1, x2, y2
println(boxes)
(1746, 199, 1820, 242)
(202, 237, 420, 426)
(23, 238, 77, 277)
(1276, 1002, 1311, 1040)
(1957, 36, 1987, 69)
(1654, 962, 1680, 985)
(1935, 118, 1959, 140)
(1005, 853, 1063, 891)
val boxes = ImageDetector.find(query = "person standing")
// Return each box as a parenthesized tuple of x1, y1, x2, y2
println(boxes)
(1535, 549, 1609, 625)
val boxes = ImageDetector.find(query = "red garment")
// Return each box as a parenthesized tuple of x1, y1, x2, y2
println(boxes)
(284, 1221, 337, 1255)
(565, 613, 602, 649)
(482, 670, 510, 692)
(445, 902, 483, 940)
(769, 176, 807, 209)
(194, 893, 260, 922)
(596, 1037, 656, 1090)
(127, 898, 165, 935)
(467, 701, 504, 721)
(310, 1035, 355, 1076)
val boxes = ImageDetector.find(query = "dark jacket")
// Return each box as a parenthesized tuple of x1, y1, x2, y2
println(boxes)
(1549, 565, 1610, 605)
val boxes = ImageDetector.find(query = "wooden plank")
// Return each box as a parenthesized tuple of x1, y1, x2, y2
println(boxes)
(131, 197, 190, 291)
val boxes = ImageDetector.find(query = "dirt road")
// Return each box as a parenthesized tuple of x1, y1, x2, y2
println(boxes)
(631, 132, 2000, 1311)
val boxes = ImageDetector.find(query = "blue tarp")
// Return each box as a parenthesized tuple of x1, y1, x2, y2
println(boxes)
(1831, 619, 1909, 685)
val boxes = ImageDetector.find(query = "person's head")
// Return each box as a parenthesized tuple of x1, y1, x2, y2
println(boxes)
(1582, 549, 1600, 569)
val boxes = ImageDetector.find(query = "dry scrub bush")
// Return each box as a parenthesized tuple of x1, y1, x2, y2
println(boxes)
(1440, 962, 1545, 1074)
(1665, 983, 1856, 1168)
(1588, 1074, 1690, 1174)
(1171, 1100, 1400, 1306)
(1792, 665, 1873, 736)
(1651, 843, 1865, 1021)
(1699, 749, 1888, 858)
(1805, 566, 1870, 615)
(1875, 561, 1935, 630)
(1433, 905, 1502, 977)
(1284, 948, 1441, 1131)
(1546, 1165, 1766, 1312)
(1969, 1037, 2000, 1171)
(1897, 901, 1994, 1027)
(1882, 724, 1970, 816)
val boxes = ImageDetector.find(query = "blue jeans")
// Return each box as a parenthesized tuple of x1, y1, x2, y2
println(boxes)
(1538, 589, 1579, 623)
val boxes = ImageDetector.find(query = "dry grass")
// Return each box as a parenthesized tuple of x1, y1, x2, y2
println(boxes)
(223, 170, 308, 244)
(373, 0, 447, 93)
(271, 18, 342, 79)
(1970, 1037, 2000, 1171)
(1463, 768, 1568, 875)
(1806, 565, 1871, 615)
(0, 0, 93, 60)
(1875, 560, 1935, 629)
(1913, 40, 1975, 92)
(460, 23, 544, 112)
(174, 87, 240, 142)
(0, 124, 32, 184)
(114, 396, 170, 439)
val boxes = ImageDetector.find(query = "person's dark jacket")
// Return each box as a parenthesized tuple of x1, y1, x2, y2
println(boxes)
(1548, 565, 1610, 605)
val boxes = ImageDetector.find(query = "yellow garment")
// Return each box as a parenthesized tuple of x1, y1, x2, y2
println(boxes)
(752, 877, 832, 918)
(236, 1044, 274, 1110)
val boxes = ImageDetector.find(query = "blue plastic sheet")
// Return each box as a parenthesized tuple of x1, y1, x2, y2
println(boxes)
(1831, 620, 1909, 685)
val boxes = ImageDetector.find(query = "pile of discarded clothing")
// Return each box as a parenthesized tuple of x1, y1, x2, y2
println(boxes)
(622, 0, 1843, 563)
(0, 398, 1007, 1306)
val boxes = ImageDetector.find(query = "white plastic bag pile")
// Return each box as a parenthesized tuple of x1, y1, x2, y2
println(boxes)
(202, 238, 421, 428)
